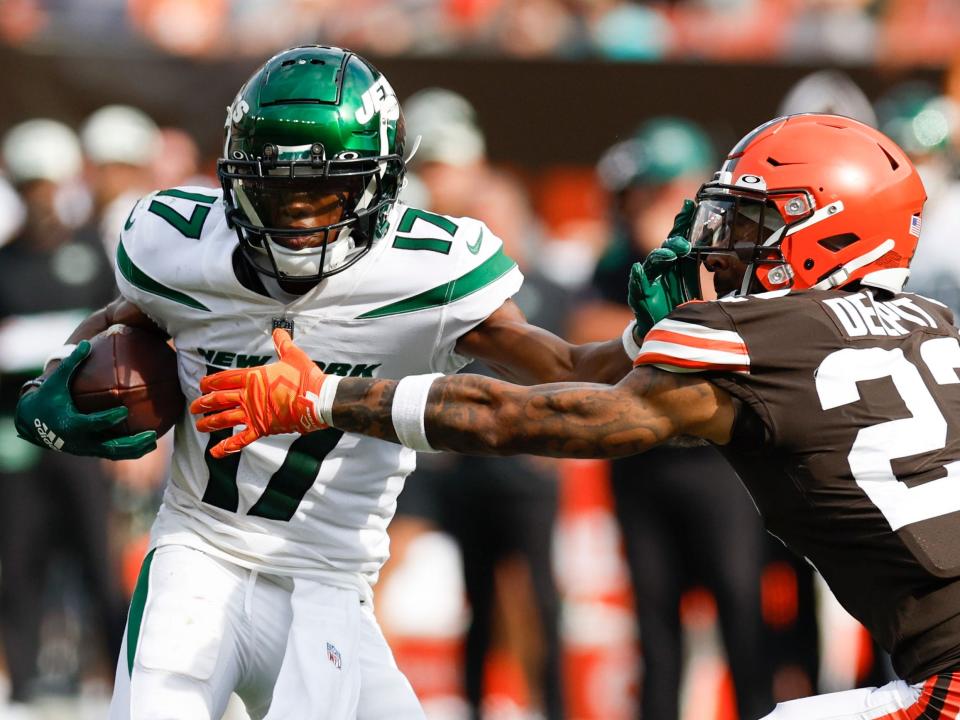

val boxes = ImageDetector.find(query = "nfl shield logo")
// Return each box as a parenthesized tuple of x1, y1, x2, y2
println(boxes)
(272, 317, 295, 338)
(327, 642, 342, 670)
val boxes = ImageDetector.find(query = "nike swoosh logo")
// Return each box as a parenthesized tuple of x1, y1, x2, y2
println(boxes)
(466, 228, 484, 255)
(123, 206, 136, 231)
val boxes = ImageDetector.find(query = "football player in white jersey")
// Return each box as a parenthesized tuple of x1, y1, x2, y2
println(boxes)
(14, 46, 637, 719)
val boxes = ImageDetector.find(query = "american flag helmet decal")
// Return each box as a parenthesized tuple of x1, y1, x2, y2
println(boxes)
(910, 214, 922, 238)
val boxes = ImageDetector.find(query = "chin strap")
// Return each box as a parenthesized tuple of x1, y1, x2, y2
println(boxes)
(811, 239, 897, 291)
(739, 266, 754, 296)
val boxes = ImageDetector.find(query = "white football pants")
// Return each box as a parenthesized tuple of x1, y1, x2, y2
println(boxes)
(108, 544, 425, 720)
(760, 672, 959, 719)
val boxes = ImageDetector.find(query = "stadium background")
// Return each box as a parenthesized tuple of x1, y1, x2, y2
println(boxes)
(0, 1, 959, 719)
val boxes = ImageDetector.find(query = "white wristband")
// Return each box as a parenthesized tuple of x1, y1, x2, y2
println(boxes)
(392, 373, 443, 453)
(44, 343, 78, 368)
(621, 321, 642, 360)
(313, 375, 343, 426)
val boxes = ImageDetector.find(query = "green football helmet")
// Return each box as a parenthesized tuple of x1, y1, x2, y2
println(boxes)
(218, 46, 407, 284)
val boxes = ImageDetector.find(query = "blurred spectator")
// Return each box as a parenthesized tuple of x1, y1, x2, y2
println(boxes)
(78, 105, 160, 259)
(442, 0, 506, 50)
(386, 88, 567, 719)
(777, 70, 878, 127)
(150, 126, 215, 189)
(672, 0, 793, 61)
(0, 0, 48, 46)
(491, 0, 581, 58)
(226, 0, 330, 59)
(128, 0, 228, 57)
(531, 168, 610, 290)
(403, 87, 540, 251)
(0, 119, 124, 717)
(877, 83, 960, 315)
(879, 0, 960, 67)
(947, 51, 960, 108)
(590, 2, 671, 61)
(570, 117, 775, 720)
(334, 0, 435, 57)
(0, 175, 26, 249)
(786, 0, 878, 63)
(590, 117, 713, 288)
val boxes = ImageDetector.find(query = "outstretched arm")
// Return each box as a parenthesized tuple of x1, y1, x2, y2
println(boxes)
(192, 329, 736, 459)
(456, 299, 633, 385)
(328, 365, 735, 458)
(456, 199, 699, 387)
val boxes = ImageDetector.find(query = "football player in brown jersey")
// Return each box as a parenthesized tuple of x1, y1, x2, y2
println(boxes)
(193, 114, 960, 718)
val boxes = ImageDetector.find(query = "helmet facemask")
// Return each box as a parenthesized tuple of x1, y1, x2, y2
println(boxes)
(219, 145, 404, 285)
(687, 182, 816, 297)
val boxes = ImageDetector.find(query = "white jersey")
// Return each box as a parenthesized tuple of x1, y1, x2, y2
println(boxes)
(115, 187, 522, 598)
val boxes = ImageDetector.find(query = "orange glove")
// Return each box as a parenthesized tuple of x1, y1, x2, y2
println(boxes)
(190, 329, 328, 458)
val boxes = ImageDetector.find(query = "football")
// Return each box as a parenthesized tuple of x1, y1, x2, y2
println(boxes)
(71, 324, 184, 437)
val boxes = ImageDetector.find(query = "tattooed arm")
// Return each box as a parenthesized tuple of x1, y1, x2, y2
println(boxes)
(191, 331, 734, 459)
(330, 365, 736, 458)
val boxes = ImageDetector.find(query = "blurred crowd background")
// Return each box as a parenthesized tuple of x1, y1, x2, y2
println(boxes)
(3, 0, 960, 64)
(2, 1, 960, 719)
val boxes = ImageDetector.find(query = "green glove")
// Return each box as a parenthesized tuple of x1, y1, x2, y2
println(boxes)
(627, 199, 699, 341)
(14, 341, 157, 460)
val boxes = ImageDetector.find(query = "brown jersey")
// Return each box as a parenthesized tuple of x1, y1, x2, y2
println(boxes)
(635, 287, 960, 683)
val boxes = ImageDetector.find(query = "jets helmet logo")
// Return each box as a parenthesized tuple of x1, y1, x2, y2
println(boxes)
(355, 77, 400, 125)
(226, 96, 250, 126)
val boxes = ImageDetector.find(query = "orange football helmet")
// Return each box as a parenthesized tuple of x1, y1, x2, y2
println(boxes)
(688, 114, 927, 295)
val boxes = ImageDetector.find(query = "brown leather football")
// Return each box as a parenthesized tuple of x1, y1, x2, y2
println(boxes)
(71, 324, 184, 437)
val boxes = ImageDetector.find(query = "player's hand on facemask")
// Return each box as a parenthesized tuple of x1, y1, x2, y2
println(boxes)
(628, 199, 698, 342)
(191, 329, 329, 458)
(14, 342, 158, 460)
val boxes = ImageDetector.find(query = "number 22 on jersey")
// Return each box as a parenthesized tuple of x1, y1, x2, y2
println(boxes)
(816, 337, 960, 571)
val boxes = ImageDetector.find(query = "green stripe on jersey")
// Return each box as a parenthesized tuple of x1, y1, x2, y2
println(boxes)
(156, 188, 219, 204)
(127, 548, 156, 676)
(117, 240, 211, 312)
(392, 236, 452, 254)
(358, 248, 517, 319)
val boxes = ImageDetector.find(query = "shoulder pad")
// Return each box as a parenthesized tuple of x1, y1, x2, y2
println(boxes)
(635, 300, 749, 374)
(116, 186, 228, 316)
(355, 205, 519, 318)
